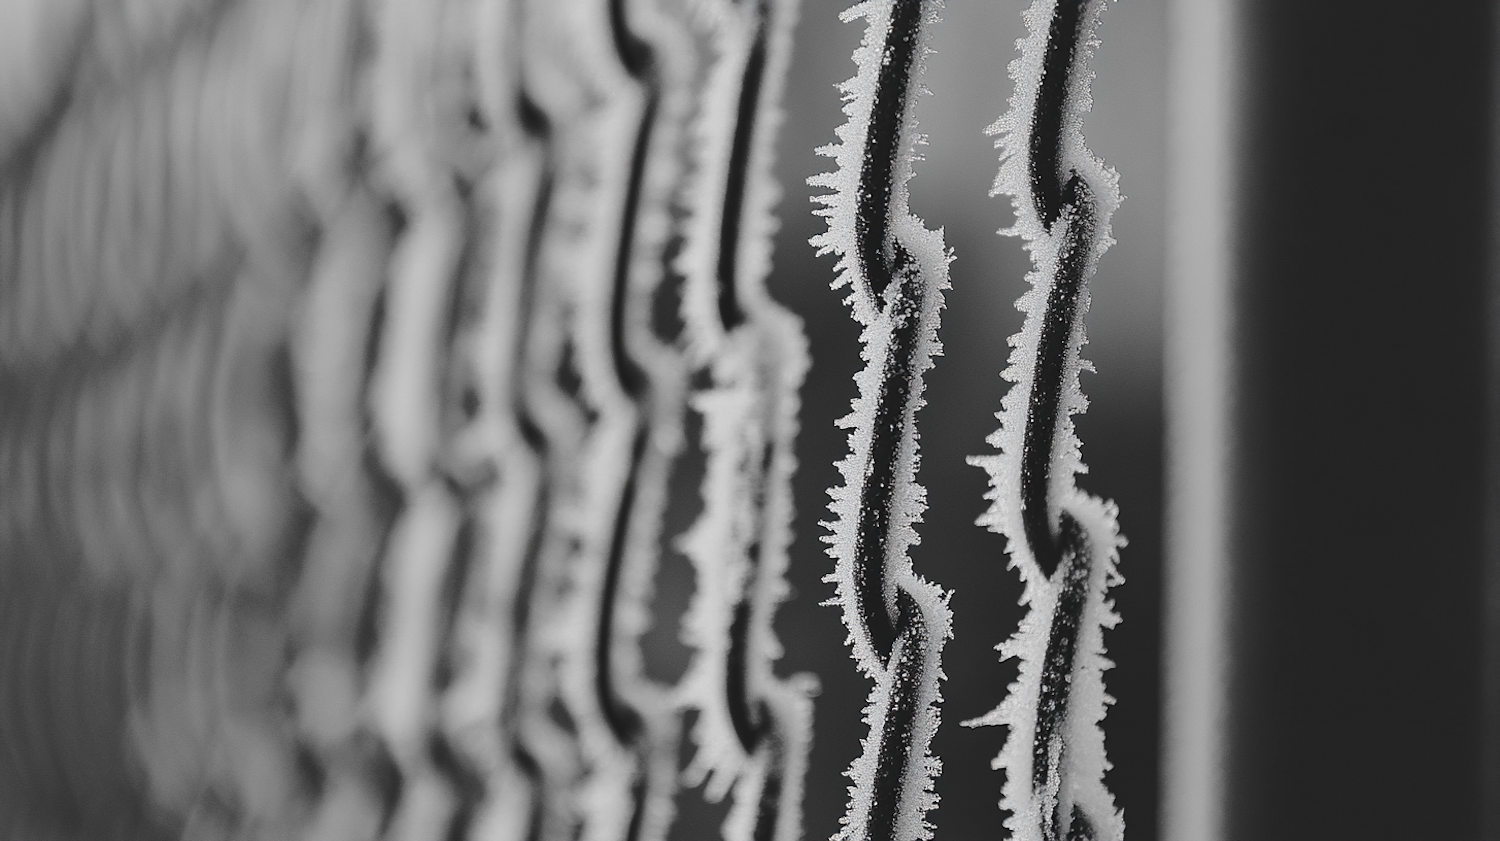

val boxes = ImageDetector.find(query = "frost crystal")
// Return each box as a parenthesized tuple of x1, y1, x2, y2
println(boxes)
(967, 2, 1126, 840)
(808, 2, 954, 840)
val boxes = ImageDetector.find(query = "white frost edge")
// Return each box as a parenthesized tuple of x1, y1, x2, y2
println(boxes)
(810, 0, 952, 681)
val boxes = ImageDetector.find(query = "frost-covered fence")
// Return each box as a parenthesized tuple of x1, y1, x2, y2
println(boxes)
(0, 0, 1145, 837)
(675, 2, 816, 841)
(0, 0, 817, 838)
(0, 0, 1154, 838)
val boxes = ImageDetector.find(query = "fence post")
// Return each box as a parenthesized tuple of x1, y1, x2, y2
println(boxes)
(1167, 1, 1493, 837)
(1162, 0, 1238, 838)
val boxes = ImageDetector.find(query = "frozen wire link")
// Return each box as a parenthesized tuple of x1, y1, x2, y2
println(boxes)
(807, 2, 955, 840)
(966, 2, 1125, 841)
(542, 0, 694, 840)
(674, 1, 814, 840)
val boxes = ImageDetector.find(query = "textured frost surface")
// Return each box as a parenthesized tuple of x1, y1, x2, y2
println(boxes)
(808, 2, 955, 840)
(0, 0, 740, 837)
(0, 0, 331, 372)
(967, 2, 1125, 840)
(810, 0, 952, 685)
(976, 0, 1121, 527)
(0, 6, 374, 836)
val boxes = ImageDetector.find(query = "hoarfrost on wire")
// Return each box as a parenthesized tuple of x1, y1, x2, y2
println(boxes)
(967, 1, 1125, 839)
(674, 0, 816, 837)
(808, 1, 955, 840)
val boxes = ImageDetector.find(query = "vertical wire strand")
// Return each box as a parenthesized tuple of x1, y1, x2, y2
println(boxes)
(429, 4, 584, 841)
(276, 2, 425, 837)
(807, 2, 955, 840)
(674, 1, 814, 839)
(539, 1, 695, 840)
(503, 6, 606, 837)
(360, 0, 489, 835)
(968, 2, 1124, 840)
(501, 3, 616, 838)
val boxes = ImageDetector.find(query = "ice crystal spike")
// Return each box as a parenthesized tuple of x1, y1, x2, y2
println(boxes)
(809, 2, 954, 840)
(675, 1, 814, 838)
(967, 2, 1125, 840)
